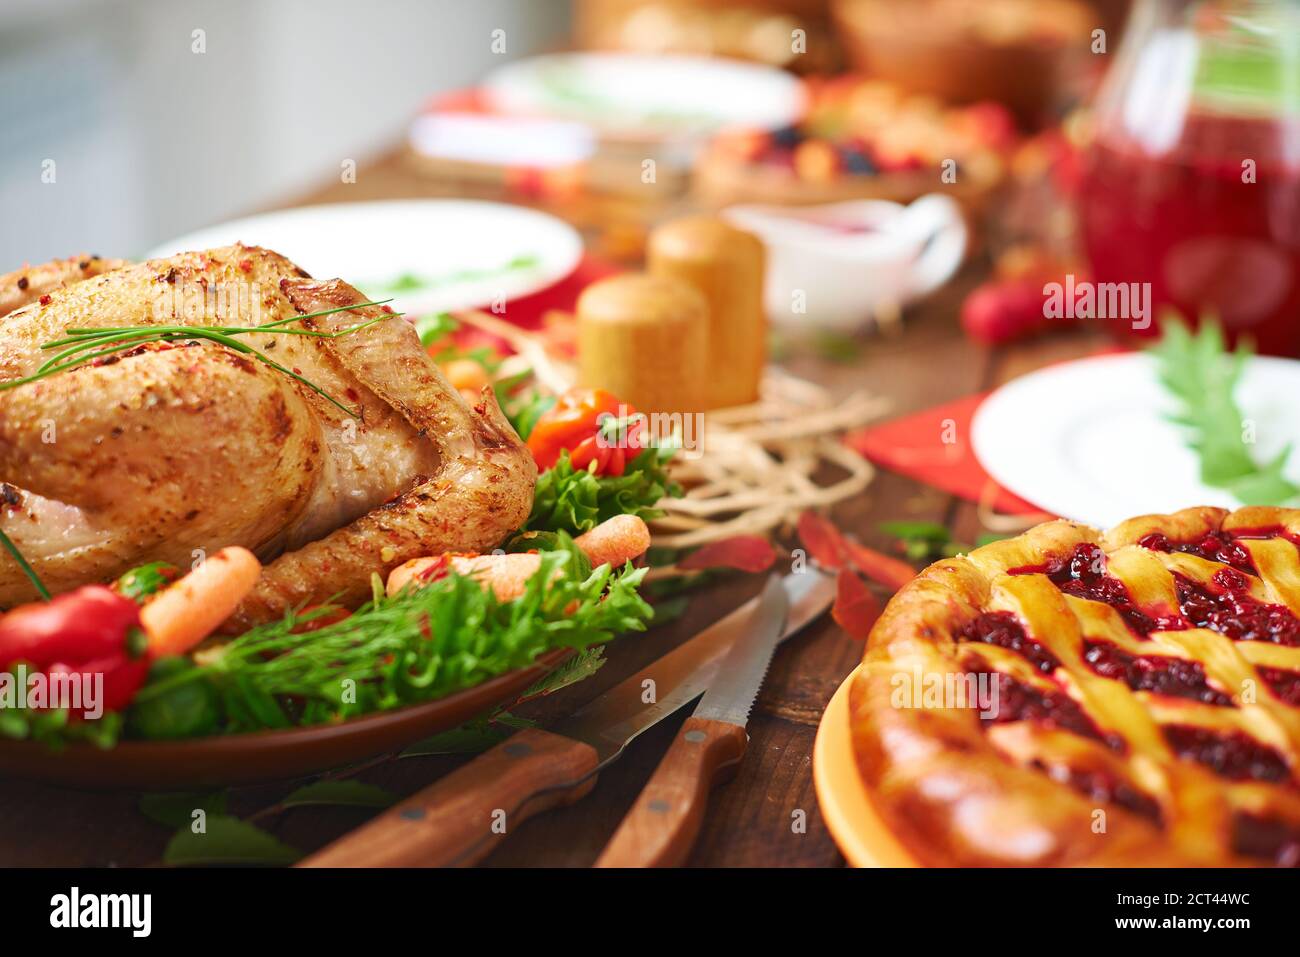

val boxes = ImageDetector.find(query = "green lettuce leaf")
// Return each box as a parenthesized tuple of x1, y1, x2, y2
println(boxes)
(526, 446, 680, 535)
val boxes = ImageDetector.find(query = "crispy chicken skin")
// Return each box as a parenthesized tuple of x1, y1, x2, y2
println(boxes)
(0, 254, 126, 318)
(0, 245, 536, 623)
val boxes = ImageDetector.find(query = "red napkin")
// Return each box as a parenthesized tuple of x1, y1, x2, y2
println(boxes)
(844, 393, 1052, 518)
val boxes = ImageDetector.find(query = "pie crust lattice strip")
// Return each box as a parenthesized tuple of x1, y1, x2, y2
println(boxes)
(849, 506, 1300, 866)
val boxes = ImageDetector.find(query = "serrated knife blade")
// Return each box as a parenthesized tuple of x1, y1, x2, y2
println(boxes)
(690, 574, 788, 727)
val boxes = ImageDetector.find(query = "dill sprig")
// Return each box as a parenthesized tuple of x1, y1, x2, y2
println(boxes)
(1, 299, 397, 419)
(130, 535, 652, 736)
(1150, 319, 1299, 505)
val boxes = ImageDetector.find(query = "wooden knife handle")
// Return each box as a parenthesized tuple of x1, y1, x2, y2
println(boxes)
(298, 727, 599, 868)
(594, 716, 747, 868)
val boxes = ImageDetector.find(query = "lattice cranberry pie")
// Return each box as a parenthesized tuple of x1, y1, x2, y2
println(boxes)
(850, 507, 1300, 866)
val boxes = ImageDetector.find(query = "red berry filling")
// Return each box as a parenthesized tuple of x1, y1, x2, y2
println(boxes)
(1259, 666, 1300, 706)
(1013, 543, 1174, 635)
(1049, 765, 1161, 822)
(1175, 571, 1300, 646)
(965, 529, 1300, 839)
(957, 611, 1059, 673)
(981, 672, 1106, 743)
(1163, 725, 1292, 783)
(1138, 530, 1257, 574)
(1233, 813, 1300, 866)
(1083, 641, 1233, 706)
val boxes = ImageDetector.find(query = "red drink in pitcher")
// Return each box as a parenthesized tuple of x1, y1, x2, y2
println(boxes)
(1079, 0, 1300, 354)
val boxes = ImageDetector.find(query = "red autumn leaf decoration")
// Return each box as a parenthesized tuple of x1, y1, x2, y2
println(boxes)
(677, 535, 777, 573)
(798, 510, 916, 592)
(831, 567, 880, 641)
(796, 510, 848, 569)
(841, 539, 916, 591)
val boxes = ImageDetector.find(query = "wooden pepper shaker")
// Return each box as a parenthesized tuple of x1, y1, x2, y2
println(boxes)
(648, 216, 766, 410)
(576, 273, 708, 415)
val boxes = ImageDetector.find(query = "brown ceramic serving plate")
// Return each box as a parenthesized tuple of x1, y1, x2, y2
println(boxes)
(0, 649, 570, 791)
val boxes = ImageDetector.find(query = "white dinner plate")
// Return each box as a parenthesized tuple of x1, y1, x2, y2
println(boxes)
(971, 353, 1300, 529)
(145, 199, 583, 316)
(482, 52, 804, 141)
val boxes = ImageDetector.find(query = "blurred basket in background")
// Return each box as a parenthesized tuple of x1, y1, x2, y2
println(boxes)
(831, 0, 1097, 129)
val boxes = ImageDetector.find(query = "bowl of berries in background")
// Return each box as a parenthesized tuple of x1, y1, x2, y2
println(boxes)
(831, 0, 1096, 130)
(692, 77, 1018, 226)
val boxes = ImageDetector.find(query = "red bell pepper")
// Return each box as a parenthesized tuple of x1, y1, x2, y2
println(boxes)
(0, 585, 149, 716)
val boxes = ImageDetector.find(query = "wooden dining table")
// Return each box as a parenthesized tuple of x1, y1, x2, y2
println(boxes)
(0, 147, 1109, 868)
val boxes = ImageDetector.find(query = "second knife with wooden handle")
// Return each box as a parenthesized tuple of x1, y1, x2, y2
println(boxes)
(595, 575, 788, 867)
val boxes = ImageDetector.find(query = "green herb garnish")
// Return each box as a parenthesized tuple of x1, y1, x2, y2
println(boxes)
(3, 300, 397, 419)
(1150, 319, 1299, 505)
(504, 390, 556, 441)
(128, 534, 651, 737)
(812, 331, 864, 363)
(878, 521, 1004, 562)
(0, 698, 122, 749)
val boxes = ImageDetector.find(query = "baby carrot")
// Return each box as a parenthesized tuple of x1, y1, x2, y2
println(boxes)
(140, 546, 262, 658)
(386, 515, 652, 599)
(573, 515, 651, 569)
(386, 553, 542, 601)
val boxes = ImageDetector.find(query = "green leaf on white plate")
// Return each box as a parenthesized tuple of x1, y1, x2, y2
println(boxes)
(163, 816, 299, 867)
(280, 780, 395, 810)
(1149, 318, 1299, 506)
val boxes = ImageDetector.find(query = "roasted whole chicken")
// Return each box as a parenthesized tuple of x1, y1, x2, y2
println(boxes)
(0, 245, 536, 626)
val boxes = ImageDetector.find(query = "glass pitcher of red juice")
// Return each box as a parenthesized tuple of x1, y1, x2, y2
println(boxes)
(1080, 0, 1300, 355)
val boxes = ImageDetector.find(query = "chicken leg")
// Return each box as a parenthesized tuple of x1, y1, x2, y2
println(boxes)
(228, 277, 537, 626)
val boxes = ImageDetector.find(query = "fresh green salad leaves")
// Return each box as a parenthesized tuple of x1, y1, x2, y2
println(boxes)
(1150, 320, 1299, 506)
(526, 446, 680, 536)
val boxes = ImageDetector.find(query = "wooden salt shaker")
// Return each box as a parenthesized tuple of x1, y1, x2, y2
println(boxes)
(648, 216, 766, 410)
(576, 273, 708, 415)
